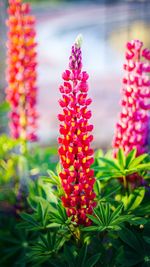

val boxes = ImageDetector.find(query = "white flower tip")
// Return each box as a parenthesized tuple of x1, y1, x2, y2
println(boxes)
(75, 34, 83, 48)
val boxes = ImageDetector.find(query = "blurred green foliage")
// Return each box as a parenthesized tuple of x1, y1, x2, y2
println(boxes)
(0, 101, 10, 132)
(0, 144, 149, 266)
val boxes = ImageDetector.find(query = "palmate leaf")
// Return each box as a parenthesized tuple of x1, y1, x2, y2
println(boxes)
(49, 201, 69, 226)
(82, 202, 133, 232)
(94, 156, 124, 179)
(122, 187, 145, 211)
(83, 202, 146, 233)
(20, 196, 71, 232)
(63, 245, 101, 267)
(128, 154, 149, 168)
(20, 213, 39, 227)
(27, 231, 67, 266)
(95, 148, 150, 181)
(35, 199, 56, 229)
(136, 163, 150, 171)
(96, 157, 121, 171)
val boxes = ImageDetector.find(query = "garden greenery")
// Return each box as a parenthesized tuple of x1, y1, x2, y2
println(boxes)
(0, 0, 150, 267)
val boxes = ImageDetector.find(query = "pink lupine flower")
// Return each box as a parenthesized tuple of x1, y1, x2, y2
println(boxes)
(6, 0, 38, 141)
(113, 40, 150, 156)
(58, 35, 96, 226)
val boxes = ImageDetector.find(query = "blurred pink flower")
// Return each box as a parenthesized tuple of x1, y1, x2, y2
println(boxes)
(113, 40, 150, 156)
(6, 0, 38, 141)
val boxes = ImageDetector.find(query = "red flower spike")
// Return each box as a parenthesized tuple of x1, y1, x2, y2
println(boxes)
(6, 0, 38, 141)
(58, 35, 96, 226)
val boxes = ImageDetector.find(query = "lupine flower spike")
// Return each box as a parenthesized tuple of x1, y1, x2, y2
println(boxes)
(6, 0, 38, 142)
(113, 40, 150, 156)
(58, 35, 96, 226)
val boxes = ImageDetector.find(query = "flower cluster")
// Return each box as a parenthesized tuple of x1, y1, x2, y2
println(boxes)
(58, 36, 96, 226)
(6, 0, 38, 141)
(113, 40, 150, 156)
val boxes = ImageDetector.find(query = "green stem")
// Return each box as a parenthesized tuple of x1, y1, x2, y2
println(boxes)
(123, 176, 127, 189)
(66, 224, 81, 246)
(18, 139, 29, 196)
(20, 139, 28, 156)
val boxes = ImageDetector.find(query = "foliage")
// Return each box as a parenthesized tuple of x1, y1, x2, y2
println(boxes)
(0, 132, 150, 267)
(0, 101, 10, 131)
(94, 148, 150, 181)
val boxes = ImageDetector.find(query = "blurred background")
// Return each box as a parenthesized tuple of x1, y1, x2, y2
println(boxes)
(0, 0, 150, 149)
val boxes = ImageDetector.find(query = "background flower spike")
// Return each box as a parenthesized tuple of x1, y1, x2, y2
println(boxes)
(112, 39, 150, 157)
(6, 0, 38, 142)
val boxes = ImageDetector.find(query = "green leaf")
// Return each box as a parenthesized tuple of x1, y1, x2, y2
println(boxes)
(56, 162, 62, 175)
(128, 154, 148, 168)
(86, 253, 101, 267)
(77, 245, 87, 267)
(110, 215, 134, 225)
(118, 228, 142, 252)
(98, 157, 121, 171)
(136, 163, 150, 171)
(94, 149, 104, 159)
(84, 202, 130, 233)
(94, 180, 101, 196)
(125, 148, 137, 167)
(63, 246, 75, 267)
(109, 204, 123, 222)
(47, 170, 61, 186)
(87, 215, 102, 225)
(82, 226, 101, 232)
(94, 149, 104, 165)
(46, 223, 61, 229)
(127, 217, 147, 225)
(37, 202, 44, 221)
(117, 148, 126, 169)
(122, 187, 145, 211)
(57, 202, 67, 221)
(20, 213, 39, 226)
